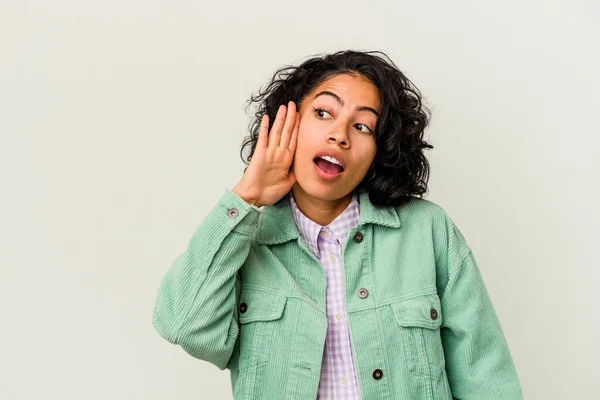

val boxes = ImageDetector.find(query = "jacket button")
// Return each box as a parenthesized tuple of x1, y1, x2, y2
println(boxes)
(228, 208, 239, 218)
(357, 288, 369, 299)
(239, 303, 247, 313)
(372, 369, 383, 380)
(353, 232, 363, 243)
(430, 308, 438, 320)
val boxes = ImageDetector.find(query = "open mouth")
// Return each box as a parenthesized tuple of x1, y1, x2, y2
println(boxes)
(313, 157, 344, 179)
(314, 157, 344, 173)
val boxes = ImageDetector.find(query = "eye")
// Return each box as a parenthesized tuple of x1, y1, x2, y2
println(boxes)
(313, 107, 373, 133)
(355, 123, 373, 134)
(312, 107, 331, 119)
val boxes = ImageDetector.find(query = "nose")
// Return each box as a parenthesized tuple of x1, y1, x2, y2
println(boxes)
(327, 128, 350, 148)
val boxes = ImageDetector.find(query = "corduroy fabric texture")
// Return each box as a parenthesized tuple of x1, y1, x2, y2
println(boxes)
(152, 188, 524, 399)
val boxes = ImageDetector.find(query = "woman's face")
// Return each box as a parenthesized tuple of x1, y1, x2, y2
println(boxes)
(291, 73, 380, 203)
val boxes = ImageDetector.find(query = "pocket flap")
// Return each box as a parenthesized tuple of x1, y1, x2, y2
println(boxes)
(391, 293, 442, 329)
(238, 289, 287, 324)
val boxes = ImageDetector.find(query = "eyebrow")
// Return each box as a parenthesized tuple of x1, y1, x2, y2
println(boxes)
(313, 90, 380, 117)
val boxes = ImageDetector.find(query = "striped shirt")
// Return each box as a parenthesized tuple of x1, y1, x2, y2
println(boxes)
(290, 191, 362, 400)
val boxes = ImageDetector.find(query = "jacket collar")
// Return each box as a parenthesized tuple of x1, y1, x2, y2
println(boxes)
(254, 188, 401, 245)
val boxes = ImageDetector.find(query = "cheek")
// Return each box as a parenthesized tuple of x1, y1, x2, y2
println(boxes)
(356, 141, 377, 168)
(297, 117, 323, 138)
(294, 127, 316, 157)
(297, 121, 312, 140)
(291, 138, 309, 168)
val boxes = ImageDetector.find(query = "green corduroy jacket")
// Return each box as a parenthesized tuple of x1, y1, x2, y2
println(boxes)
(152, 188, 524, 399)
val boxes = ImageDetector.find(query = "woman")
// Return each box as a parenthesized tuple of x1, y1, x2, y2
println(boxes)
(152, 50, 524, 399)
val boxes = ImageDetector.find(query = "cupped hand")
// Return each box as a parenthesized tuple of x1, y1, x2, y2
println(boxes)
(232, 101, 300, 207)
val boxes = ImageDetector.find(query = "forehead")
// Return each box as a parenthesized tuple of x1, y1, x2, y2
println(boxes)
(308, 73, 381, 109)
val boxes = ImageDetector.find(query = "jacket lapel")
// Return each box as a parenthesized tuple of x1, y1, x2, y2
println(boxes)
(254, 189, 402, 246)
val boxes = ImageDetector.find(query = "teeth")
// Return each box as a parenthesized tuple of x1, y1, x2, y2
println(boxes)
(320, 155, 342, 166)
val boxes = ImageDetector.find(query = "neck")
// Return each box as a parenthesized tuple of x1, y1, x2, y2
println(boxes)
(291, 185, 354, 226)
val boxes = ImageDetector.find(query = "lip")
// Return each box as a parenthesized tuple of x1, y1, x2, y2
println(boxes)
(313, 160, 344, 181)
(313, 149, 346, 170)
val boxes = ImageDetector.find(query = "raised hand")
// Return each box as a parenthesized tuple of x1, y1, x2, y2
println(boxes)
(232, 101, 300, 208)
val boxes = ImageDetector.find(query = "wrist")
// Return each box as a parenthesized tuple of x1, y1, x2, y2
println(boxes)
(232, 185, 261, 208)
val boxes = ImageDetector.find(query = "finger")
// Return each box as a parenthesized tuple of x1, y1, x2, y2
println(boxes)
(287, 110, 300, 151)
(256, 114, 269, 150)
(267, 104, 287, 148)
(278, 101, 297, 148)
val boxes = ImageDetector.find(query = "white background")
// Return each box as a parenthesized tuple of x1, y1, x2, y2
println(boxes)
(1, 1, 598, 399)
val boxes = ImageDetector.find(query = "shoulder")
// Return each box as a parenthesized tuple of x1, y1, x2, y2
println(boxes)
(394, 197, 472, 258)
(394, 197, 450, 230)
(396, 196, 447, 218)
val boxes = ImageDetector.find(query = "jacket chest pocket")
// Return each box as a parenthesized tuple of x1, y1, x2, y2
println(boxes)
(238, 288, 288, 369)
(391, 293, 445, 377)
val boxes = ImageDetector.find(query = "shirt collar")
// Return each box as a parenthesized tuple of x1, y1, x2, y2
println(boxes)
(253, 187, 401, 246)
(289, 191, 360, 258)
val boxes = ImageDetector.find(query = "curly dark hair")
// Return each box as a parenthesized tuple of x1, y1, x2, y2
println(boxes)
(240, 49, 433, 208)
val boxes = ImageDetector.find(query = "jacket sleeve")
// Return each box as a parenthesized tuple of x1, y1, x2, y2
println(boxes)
(439, 217, 524, 399)
(152, 189, 261, 370)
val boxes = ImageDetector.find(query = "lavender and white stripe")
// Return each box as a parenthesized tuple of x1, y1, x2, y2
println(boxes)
(290, 191, 362, 400)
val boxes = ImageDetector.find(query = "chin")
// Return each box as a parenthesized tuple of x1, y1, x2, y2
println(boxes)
(293, 179, 352, 202)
